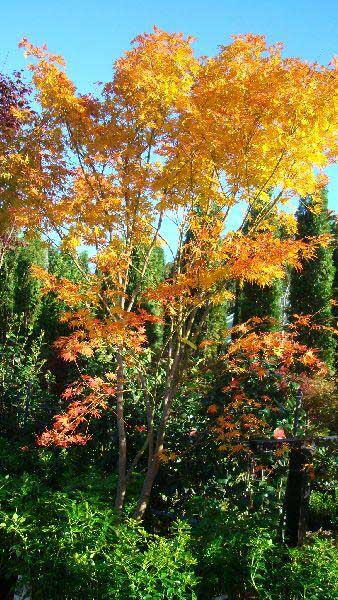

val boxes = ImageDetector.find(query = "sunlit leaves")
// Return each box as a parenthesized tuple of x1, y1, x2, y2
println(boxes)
(7, 29, 337, 451)
(208, 317, 330, 452)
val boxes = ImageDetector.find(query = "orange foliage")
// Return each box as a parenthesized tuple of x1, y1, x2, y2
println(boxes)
(4, 29, 336, 450)
(37, 376, 114, 447)
(209, 318, 330, 452)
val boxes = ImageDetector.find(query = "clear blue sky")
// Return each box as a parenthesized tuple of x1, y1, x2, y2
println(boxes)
(1, 0, 337, 213)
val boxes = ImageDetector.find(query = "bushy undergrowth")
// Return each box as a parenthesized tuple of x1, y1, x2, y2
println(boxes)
(0, 469, 197, 599)
(188, 498, 337, 600)
(1, 459, 336, 600)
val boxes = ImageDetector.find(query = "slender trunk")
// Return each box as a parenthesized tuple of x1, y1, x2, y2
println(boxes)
(132, 404, 169, 520)
(126, 438, 149, 485)
(146, 387, 154, 470)
(133, 303, 198, 520)
(114, 352, 127, 515)
(133, 457, 160, 520)
(133, 343, 181, 520)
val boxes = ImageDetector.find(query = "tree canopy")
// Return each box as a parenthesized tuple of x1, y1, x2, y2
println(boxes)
(0, 29, 337, 518)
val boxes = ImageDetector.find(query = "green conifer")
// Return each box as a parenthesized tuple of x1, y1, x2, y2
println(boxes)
(288, 190, 336, 368)
(127, 245, 165, 350)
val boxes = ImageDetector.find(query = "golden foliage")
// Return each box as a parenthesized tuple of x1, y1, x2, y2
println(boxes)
(5, 29, 337, 447)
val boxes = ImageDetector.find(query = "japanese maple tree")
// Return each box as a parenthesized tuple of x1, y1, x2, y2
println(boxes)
(4, 29, 337, 518)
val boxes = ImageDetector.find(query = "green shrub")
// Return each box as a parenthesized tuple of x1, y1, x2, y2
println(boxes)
(250, 534, 338, 600)
(190, 501, 278, 598)
(309, 490, 337, 530)
(189, 499, 337, 600)
(0, 472, 197, 599)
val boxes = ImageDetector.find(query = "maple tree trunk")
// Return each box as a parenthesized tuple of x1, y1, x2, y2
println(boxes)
(133, 399, 170, 520)
(133, 345, 180, 520)
(132, 327, 190, 520)
(114, 352, 127, 515)
(133, 459, 161, 520)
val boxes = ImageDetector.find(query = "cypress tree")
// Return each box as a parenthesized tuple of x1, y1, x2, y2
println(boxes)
(0, 237, 90, 396)
(128, 245, 165, 350)
(235, 277, 284, 330)
(233, 205, 284, 331)
(37, 246, 89, 348)
(288, 190, 336, 368)
(0, 236, 48, 435)
(0, 244, 17, 340)
(0, 235, 46, 340)
(0, 235, 88, 343)
(14, 237, 46, 329)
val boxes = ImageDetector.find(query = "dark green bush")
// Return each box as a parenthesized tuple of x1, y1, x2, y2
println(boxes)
(309, 490, 337, 530)
(189, 499, 337, 600)
(0, 471, 197, 599)
(250, 534, 338, 600)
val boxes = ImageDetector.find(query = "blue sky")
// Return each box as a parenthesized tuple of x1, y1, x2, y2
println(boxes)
(2, 0, 337, 217)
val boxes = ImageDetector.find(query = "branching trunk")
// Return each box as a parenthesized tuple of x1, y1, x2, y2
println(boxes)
(114, 352, 127, 515)
(125, 438, 149, 485)
(132, 393, 171, 520)
(133, 340, 181, 519)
